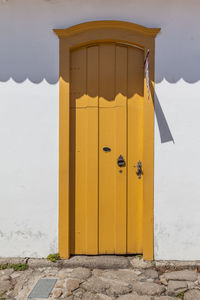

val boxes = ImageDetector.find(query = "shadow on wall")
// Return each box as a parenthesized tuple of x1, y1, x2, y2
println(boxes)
(149, 81, 174, 144)
(154, 91, 174, 144)
(3, 0, 200, 143)
(0, 0, 200, 143)
(0, 0, 200, 84)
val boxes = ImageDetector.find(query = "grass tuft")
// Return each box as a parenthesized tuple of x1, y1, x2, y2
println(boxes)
(47, 253, 60, 262)
(0, 263, 28, 271)
(177, 292, 185, 299)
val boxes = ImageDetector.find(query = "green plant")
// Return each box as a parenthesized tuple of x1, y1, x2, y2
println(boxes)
(177, 292, 185, 299)
(0, 263, 10, 270)
(47, 253, 60, 262)
(12, 263, 29, 271)
(0, 263, 28, 271)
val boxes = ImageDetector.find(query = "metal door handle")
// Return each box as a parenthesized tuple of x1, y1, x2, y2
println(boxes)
(134, 160, 143, 179)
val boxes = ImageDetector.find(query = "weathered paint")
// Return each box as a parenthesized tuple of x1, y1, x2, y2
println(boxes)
(0, 0, 200, 259)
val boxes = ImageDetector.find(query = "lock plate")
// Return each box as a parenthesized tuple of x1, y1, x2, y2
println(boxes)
(117, 155, 125, 167)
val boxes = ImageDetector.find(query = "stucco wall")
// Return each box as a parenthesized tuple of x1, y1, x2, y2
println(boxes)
(0, 0, 200, 259)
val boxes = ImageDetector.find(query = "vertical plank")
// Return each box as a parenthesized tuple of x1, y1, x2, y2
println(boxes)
(143, 45, 154, 260)
(70, 46, 99, 254)
(99, 44, 127, 254)
(85, 46, 99, 254)
(70, 47, 87, 253)
(59, 40, 70, 259)
(127, 46, 144, 254)
(99, 44, 116, 253)
(115, 45, 127, 253)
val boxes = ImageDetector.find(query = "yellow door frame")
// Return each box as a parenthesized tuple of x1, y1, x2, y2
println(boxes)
(54, 20, 160, 260)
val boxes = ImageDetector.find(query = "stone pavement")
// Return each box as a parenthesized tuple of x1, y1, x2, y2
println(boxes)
(1, 256, 200, 299)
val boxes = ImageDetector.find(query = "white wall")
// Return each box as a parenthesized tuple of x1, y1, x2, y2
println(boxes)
(154, 80, 200, 260)
(0, 80, 59, 257)
(0, 0, 200, 259)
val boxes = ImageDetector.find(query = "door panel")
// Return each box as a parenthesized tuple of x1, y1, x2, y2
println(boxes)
(99, 44, 127, 253)
(70, 43, 144, 255)
(115, 46, 128, 253)
(70, 46, 99, 254)
(127, 47, 144, 253)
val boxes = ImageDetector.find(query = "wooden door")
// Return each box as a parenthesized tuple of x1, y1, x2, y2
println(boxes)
(70, 43, 144, 255)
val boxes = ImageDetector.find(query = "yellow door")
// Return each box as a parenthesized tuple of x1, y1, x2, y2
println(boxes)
(70, 43, 144, 255)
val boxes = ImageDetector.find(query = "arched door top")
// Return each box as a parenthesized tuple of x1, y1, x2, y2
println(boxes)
(54, 20, 160, 38)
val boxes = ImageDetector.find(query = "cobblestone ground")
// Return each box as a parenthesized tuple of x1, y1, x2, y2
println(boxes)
(1, 257, 200, 299)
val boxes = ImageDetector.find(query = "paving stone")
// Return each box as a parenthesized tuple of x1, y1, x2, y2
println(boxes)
(11, 271, 23, 279)
(82, 292, 98, 300)
(28, 258, 62, 268)
(99, 269, 139, 283)
(186, 281, 196, 289)
(164, 270, 197, 281)
(154, 297, 177, 300)
(62, 255, 130, 269)
(130, 258, 155, 269)
(143, 269, 158, 279)
(96, 294, 114, 300)
(1, 274, 11, 281)
(159, 275, 168, 286)
(184, 289, 200, 300)
(72, 296, 81, 300)
(65, 278, 80, 291)
(81, 277, 110, 293)
(195, 279, 199, 285)
(135, 270, 143, 275)
(10, 270, 35, 298)
(63, 296, 73, 300)
(82, 293, 113, 300)
(167, 280, 188, 296)
(55, 279, 64, 288)
(132, 281, 165, 296)
(43, 267, 60, 277)
(0, 269, 14, 276)
(155, 261, 200, 270)
(70, 267, 91, 280)
(77, 291, 113, 300)
(63, 290, 73, 297)
(146, 278, 154, 282)
(93, 269, 104, 276)
(118, 295, 152, 300)
(106, 279, 132, 297)
(0, 279, 12, 295)
(58, 269, 73, 279)
(73, 287, 85, 298)
(52, 288, 63, 298)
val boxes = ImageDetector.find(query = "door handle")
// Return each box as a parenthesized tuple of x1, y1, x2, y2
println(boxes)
(117, 155, 125, 167)
(134, 160, 143, 179)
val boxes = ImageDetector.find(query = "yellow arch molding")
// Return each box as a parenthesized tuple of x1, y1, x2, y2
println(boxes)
(54, 20, 160, 260)
(54, 20, 160, 38)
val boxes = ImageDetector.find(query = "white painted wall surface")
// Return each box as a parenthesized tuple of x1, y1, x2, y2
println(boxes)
(0, 80, 59, 257)
(0, 0, 200, 259)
